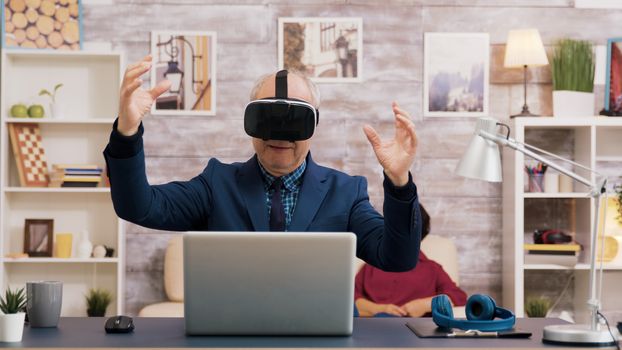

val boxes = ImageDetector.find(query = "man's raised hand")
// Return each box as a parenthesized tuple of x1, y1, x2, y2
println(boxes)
(117, 54, 171, 136)
(363, 102, 418, 186)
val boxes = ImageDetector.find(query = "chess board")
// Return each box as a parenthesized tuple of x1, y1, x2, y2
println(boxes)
(8, 123, 50, 187)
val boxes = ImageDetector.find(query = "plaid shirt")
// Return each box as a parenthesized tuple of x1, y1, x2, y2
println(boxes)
(258, 160, 306, 230)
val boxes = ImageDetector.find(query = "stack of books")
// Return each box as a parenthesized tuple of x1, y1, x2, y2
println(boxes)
(524, 243, 581, 266)
(50, 164, 103, 187)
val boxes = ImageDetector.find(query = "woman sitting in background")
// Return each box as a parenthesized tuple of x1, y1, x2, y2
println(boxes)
(355, 205, 467, 317)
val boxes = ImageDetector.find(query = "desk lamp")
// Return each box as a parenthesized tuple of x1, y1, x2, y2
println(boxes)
(455, 117, 619, 346)
(504, 29, 549, 118)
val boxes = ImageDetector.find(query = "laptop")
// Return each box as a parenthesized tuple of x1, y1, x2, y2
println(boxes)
(183, 231, 356, 336)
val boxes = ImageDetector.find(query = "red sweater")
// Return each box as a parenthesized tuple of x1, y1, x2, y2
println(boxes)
(355, 252, 467, 307)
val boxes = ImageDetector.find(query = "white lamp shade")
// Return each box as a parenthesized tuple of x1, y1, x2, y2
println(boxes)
(504, 29, 549, 68)
(455, 118, 503, 182)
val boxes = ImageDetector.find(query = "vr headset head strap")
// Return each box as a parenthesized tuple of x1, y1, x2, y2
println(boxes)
(275, 70, 288, 99)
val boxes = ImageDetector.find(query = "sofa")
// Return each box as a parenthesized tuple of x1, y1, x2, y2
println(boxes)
(138, 234, 462, 317)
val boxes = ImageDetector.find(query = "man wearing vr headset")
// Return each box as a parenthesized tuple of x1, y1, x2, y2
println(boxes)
(103, 55, 422, 272)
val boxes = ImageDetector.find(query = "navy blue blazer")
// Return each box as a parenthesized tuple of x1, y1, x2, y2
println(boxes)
(104, 146, 421, 272)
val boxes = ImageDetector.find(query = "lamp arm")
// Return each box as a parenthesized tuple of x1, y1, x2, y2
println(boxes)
(521, 141, 604, 178)
(479, 130, 595, 190)
(480, 129, 609, 332)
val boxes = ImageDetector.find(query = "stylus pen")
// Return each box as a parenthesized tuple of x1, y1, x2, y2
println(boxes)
(449, 330, 532, 338)
(449, 330, 497, 337)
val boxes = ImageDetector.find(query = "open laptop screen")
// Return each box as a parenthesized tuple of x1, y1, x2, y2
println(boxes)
(183, 231, 356, 336)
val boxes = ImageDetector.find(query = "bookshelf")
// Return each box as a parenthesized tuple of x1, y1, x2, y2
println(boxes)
(502, 117, 622, 323)
(0, 49, 125, 316)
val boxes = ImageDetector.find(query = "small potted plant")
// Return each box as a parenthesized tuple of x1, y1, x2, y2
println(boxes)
(39, 83, 63, 119)
(525, 296, 551, 318)
(85, 288, 112, 317)
(0, 287, 27, 342)
(551, 39, 595, 117)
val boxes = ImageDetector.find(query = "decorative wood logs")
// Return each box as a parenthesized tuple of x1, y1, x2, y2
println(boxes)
(4, 0, 80, 49)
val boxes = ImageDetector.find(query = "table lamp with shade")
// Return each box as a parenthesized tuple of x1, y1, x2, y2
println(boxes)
(455, 118, 619, 346)
(504, 29, 549, 118)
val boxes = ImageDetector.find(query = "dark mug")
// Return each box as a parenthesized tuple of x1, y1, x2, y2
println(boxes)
(26, 281, 62, 328)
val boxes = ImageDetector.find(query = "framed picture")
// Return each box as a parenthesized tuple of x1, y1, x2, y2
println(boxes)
(24, 219, 54, 257)
(604, 37, 622, 115)
(2, 0, 82, 50)
(150, 30, 217, 116)
(278, 17, 363, 83)
(423, 33, 490, 117)
(8, 123, 49, 187)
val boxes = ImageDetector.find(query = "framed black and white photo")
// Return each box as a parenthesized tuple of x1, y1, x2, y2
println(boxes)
(424, 33, 490, 117)
(278, 17, 363, 83)
(150, 30, 217, 116)
(24, 219, 54, 257)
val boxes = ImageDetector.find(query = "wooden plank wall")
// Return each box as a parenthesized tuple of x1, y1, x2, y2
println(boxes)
(82, 0, 622, 316)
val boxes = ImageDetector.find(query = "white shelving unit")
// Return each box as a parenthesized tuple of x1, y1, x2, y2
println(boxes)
(0, 49, 125, 317)
(503, 117, 622, 323)
(3, 187, 111, 193)
(3, 258, 119, 264)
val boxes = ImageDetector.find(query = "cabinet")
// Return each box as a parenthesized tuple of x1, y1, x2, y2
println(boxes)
(0, 50, 125, 316)
(502, 117, 622, 323)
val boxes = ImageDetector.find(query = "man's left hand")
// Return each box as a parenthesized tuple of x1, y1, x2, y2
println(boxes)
(363, 102, 418, 187)
(402, 297, 433, 317)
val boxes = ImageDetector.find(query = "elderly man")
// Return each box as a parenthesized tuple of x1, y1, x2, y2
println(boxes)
(103, 55, 422, 272)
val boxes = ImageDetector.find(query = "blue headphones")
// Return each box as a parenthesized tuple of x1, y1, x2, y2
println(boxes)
(432, 294, 515, 332)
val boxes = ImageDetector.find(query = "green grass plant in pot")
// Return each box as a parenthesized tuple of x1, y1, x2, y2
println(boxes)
(551, 39, 595, 117)
(525, 296, 551, 318)
(0, 287, 27, 342)
(85, 288, 112, 317)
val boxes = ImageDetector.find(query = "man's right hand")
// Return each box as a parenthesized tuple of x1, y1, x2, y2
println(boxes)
(378, 304, 407, 317)
(117, 54, 172, 136)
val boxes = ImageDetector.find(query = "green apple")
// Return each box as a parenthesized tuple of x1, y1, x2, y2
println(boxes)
(28, 104, 45, 118)
(10, 104, 28, 118)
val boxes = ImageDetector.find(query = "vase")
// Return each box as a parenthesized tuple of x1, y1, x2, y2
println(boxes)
(55, 233, 73, 258)
(552, 91, 595, 117)
(0, 313, 25, 342)
(76, 230, 93, 259)
(49, 103, 62, 119)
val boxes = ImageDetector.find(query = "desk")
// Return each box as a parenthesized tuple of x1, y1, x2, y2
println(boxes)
(1, 317, 604, 349)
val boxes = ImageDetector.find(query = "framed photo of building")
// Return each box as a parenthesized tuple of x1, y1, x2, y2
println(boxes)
(2, 0, 82, 50)
(423, 33, 490, 117)
(278, 17, 363, 83)
(150, 30, 217, 116)
(24, 219, 54, 257)
(604, 37, 622, 115)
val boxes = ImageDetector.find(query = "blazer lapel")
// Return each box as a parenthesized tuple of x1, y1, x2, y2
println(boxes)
(237, 155, 269, 231)
(289, 153, 329, 231)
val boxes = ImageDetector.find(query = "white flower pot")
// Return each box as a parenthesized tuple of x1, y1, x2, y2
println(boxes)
(49, 103, 62, 119)
(76, 230, 93, 259)
(0, 312, 25, 342)
(552, 90, 595, 117)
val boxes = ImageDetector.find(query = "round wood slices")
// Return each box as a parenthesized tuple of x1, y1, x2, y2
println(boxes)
(4, 0, 80, 50)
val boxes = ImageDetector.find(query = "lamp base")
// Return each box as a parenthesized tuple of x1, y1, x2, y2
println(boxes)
(542, 324, 619, 347)
(510, 102, 540, 118)
(510, 112, 540, 118)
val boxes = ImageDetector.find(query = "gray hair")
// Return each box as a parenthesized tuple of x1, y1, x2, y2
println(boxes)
(249, 70, 321, 108)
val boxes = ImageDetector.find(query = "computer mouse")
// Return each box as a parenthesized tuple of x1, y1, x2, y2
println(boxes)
(104, 315, 135, 333)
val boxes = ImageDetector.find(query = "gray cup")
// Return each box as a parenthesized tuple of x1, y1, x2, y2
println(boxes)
(26, 281, 62, 328)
